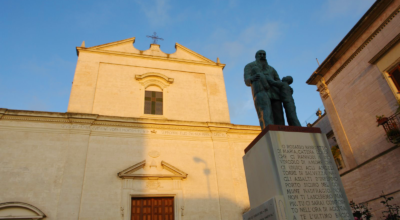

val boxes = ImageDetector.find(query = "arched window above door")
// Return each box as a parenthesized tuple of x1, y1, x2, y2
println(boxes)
(145, 86, 163, 115)
(135, 73, 173, 116)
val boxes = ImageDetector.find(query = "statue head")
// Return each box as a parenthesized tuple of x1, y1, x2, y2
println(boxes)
(255, 50, 267, 61)
(282, 76, 293, 85)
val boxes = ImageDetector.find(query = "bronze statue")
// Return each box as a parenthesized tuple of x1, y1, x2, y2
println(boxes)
(244, 50, 301, 129)
(265, 76, 301, 127)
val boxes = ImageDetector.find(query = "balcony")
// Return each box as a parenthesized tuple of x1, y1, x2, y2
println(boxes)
(378, 112, 400, 144)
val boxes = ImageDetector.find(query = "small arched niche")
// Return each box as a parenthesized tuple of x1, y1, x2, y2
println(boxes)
(0, 202, 46, 220)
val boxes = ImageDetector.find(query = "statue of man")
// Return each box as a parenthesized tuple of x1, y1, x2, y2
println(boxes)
(244, 50, 284, 129)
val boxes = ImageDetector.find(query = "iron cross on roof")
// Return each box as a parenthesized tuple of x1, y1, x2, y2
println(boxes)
(146, 32, 164, 44)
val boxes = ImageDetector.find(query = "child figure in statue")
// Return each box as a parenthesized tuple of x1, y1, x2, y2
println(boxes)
(266, 76, 301, 126)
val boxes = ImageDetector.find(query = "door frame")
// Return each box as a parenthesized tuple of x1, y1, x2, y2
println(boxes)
(122, 191, 183, 220)
(130, 197, 175, 220)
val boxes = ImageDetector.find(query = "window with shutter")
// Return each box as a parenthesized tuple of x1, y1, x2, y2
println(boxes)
(144, 91, 163, 115)
(389, 64, 400, 93)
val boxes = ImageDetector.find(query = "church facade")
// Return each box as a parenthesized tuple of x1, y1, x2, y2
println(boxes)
(0, 38, 260, 219)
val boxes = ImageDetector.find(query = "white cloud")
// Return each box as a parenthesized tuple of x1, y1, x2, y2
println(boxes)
(135, 0, 171, 26)
(240, 22, 281, 48)
(206, 21, 283, 62)
(201, 20, 284, 125)
(221, 41, 245, 58)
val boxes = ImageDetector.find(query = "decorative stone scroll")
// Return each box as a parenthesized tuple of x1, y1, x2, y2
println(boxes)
(317, 78, 330, 100)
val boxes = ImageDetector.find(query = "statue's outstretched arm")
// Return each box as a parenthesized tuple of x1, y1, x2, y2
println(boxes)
(265, 75, 284, 88)
(272, 68, 281, 81)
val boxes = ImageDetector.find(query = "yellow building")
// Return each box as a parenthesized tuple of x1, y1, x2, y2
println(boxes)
(307, 0, 400, 218)
(0, 38, 260, 219)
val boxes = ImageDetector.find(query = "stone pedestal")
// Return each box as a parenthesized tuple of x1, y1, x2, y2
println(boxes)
(242, 125, 353, 220)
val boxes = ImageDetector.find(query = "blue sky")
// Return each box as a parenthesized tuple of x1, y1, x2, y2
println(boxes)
(0, 0, 375, 126)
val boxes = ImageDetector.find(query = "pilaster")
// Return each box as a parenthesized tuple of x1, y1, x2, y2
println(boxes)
(317, 78, 357, 170)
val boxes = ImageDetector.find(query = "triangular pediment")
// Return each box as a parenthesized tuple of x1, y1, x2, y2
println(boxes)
(169, 43, 216, 63)
(118, 160, 188, 180)
(77, 37, 220, 65)
(85, 37, 141, 54)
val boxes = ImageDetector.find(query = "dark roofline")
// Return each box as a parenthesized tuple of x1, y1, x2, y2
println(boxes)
(306, 0, 394, 85)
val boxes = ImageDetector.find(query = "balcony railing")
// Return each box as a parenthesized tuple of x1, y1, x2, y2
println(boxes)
(379, 112, 400, 144)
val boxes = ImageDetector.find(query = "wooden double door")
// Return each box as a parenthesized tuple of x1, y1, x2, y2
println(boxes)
(131, 197, 174, 220)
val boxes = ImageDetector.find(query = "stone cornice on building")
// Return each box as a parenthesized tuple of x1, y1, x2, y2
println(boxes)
(78, 48, 226, 68)
(76, 37, 226, 69)
(83, 37, 137, 50)
(174, 43, 217, 65)
(0, 108, 260, 135)
(306, 0, 396, 85)
(369, 32, 400, 64)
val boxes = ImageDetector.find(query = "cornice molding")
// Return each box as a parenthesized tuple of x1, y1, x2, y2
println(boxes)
(86, 37, 136, 50)
(0, 108, 6, 119)
(2, 115, 70, 123)
(118, 160, 146, 177)
(369, 32, 400, 64)
(0, 125, 74, 135)
(307, 2, 398, 85)
(161, 161, 188, 178)
(175, 43, 215, 64)
(76, 36, 225, 68)
(325, 6, 400, 85)
(77, 48, 225, 68)
(0, 109, 260, 135)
